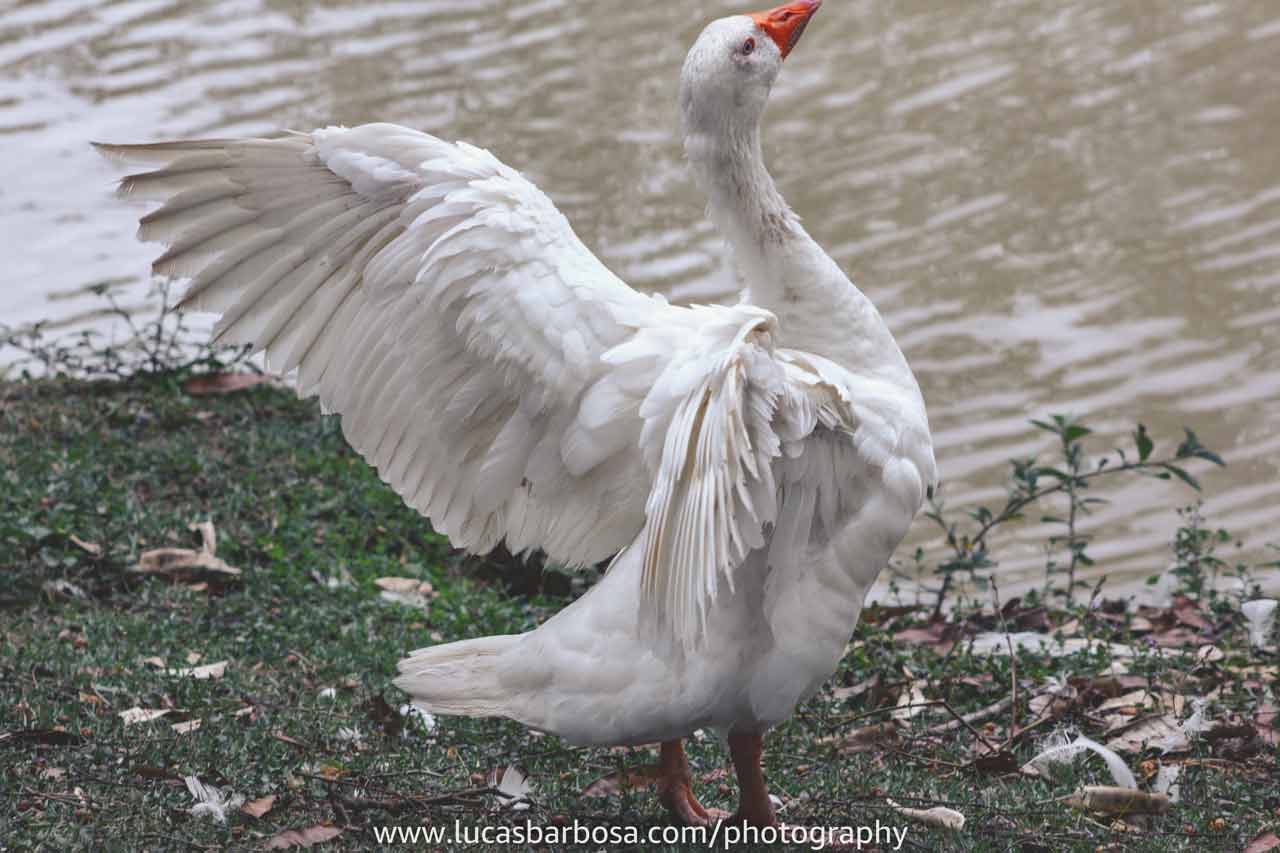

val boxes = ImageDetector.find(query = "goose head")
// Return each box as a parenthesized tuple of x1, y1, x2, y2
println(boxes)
(679, 0, 821, 141)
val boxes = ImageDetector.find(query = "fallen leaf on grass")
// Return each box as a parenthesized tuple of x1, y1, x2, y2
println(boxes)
(182, 372, 270, 397)
(1245, 831, 1280, 853)
(120, 708, 172, 726)
(0, 728, 86, 747)
(1255, 702, 1279, 747)
(57, 627, 88, 647)
(241, 795, 276, 818)
(1105, 715, 1189, 754)
(1196, 644, 1224, 663)
(815, 721, 900, 753)
(1062, 786, 1170, 815)
(132, 521, 240, 580)
(272, 731, 309, 752)
(70, 535, 102, 556)
(263, 825, 343, 849)
(1172, 598, 1213, 631)
(134, 548, 240, 579)
(887, 799, 964, 831)
(829, 675, 878, 703)
(375, 577, 434, 609)
(1028, 679, 1078, 720)
(1097, 690, 1183, 716)
(581, 766, 663, 797)
(166, 661, 229, 680)
(172, 719, 202, 735)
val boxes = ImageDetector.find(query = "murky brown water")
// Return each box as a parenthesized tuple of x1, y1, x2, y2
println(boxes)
(3, 0, 1278, 600)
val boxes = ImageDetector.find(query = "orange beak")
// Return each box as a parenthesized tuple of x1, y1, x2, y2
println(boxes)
(749, 0, 822, 60)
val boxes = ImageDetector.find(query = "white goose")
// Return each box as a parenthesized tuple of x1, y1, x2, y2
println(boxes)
(101, 0, 934, 827)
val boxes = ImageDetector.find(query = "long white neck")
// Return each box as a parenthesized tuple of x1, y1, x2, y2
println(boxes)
(684, 120, 915, 385)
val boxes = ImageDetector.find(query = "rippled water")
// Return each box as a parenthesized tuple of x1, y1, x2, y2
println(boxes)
(3, 0, 1278, 600)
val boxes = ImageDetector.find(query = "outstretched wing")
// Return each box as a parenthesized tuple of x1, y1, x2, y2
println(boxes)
(100, 122, 927, 650)
(100, 123, 669, 567)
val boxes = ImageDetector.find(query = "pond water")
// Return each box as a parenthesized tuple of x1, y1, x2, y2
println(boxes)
(3, 0, 1278, 601)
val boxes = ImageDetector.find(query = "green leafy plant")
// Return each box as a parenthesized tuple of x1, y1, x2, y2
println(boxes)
(922, 416, 1226, 616)
(1, 280, 252, 383)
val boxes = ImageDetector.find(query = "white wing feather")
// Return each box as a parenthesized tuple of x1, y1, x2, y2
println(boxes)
(99, 123, 916, 650)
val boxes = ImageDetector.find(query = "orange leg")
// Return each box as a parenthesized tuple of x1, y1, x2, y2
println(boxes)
(655, 739, 729, 827)
(726, 731, 776, 827)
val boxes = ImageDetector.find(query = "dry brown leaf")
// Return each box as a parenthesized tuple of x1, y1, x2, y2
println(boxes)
(816, 721, 900, 753)
(829, 675, 878, 703)
(272, 731, 308, 752)
(887, 799, 964, 831)
(1245, 831, 1280, 853)
(132, 521, 240, 579)
(241, 795, 277, 818)
(1255, 703, 1279, 747)
(140, 656, 166, 668)
(1062, 786, 1170, 815)
(581, 766, 663, 797)
(120, 708, 172, 725)
(69, 535, 102, 556)
(375, 577, 434, 609)
(133, 548, 240, 579)
(263, 825, 343, 849)
(1173, 601, 1212, 631)
(168, 661, 228, 680)
(172, 719, 202, 734)
(1097, 690, 1179, 714)
(1106, 715, 1188, 754)
(183, 372, 271, 397)
(1196, 644, 1224, 663)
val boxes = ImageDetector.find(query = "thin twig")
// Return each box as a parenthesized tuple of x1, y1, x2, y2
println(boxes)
(925, 696, 1014, 735)
(833, 699, 1003, 755)
(990, 577, 1018, 747)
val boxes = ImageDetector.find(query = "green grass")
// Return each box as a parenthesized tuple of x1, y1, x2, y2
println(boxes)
(1, 377, 1275, 851)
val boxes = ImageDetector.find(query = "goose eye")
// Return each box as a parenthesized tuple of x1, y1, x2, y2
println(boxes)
(742, 37, 756, 55)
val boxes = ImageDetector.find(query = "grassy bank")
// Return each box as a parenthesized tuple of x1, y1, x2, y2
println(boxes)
(2, 376, 1277, 851)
